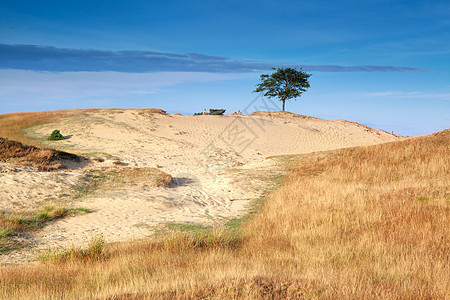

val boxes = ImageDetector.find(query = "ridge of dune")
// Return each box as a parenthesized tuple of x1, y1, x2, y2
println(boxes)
(0, 108, 402, 264)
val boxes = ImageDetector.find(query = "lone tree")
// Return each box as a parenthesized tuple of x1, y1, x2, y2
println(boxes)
(253, 67, 311, 112)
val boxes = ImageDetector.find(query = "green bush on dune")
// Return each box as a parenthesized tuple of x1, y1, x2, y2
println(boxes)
(193, 109, 226, 115)
(48, 130, 65, 141)
(209, 109, 226, 115)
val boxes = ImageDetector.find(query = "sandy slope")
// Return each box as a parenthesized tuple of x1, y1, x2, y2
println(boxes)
(0, 108, 401, 263)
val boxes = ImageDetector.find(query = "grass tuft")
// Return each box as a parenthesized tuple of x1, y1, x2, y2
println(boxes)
(75, 207, 91, 213)
(37, 234, 106, 263)
(162, 230, 241, 252)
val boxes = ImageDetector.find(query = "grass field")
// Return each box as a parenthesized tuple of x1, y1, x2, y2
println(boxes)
(0, 126, 448, 298)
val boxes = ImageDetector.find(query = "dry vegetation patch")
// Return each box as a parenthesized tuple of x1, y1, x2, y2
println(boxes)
(0, 130, 448, 299)
(0, 138, 80, 171)
(62, 167, 174, 201)
(71, 167, 174, 195)
(103, 167, 174, 188)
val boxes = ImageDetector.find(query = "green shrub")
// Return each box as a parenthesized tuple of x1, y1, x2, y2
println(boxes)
(48, 130, 65, 141)
(209, 109, 226, 115)
(193, 109, 226, 115)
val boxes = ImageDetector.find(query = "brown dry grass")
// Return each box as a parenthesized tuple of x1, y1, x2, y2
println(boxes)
(0, 109, 98, 146)
(0, 130, 448, 299)
(0, 138, 81, 171)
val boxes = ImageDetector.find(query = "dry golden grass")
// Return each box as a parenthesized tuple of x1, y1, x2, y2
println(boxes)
(0, 109, 98, 146)
(0, 130, 448, 299)
(244, 130, 449, 298)
(0, 138, 81, 171)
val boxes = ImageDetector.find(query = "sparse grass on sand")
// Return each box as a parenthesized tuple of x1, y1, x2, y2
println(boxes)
(0, 206, 90, 255)
(1, 130, 449, 299)
(68, 167, 174, 200)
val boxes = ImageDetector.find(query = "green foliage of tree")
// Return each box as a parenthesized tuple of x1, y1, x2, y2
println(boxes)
(253, 67, 311, 112)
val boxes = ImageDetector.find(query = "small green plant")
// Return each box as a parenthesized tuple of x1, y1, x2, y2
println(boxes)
(194, 112, 203, 115)
(417, 197, 430, 202)
(0, 228, 16, 238)
(34, 212, 51, 221)
(75, 207, 91, 213)
(48, 130, 65, 141)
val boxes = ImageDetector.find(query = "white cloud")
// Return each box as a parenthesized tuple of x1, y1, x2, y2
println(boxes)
(364, 91, 450, 99)
(0, 70, 251, 97)
(0, 70, 254, 112)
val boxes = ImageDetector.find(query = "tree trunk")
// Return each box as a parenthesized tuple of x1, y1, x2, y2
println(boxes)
(282, 99, 286, 112)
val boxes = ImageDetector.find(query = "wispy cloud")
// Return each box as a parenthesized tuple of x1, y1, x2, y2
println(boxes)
(365, 91, 450, 99)
(0, 69, 252, 113)
(0, 69, 247, 99)
(0, 44, 428, 73)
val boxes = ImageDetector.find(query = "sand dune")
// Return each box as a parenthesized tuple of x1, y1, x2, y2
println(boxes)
(0, 108, 401, 263)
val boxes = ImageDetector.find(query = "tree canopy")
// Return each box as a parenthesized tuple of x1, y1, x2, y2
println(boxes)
(253, 67, 311, 112)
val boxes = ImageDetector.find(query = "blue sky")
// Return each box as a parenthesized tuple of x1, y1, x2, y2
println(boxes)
(0, 0, 449, 136)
